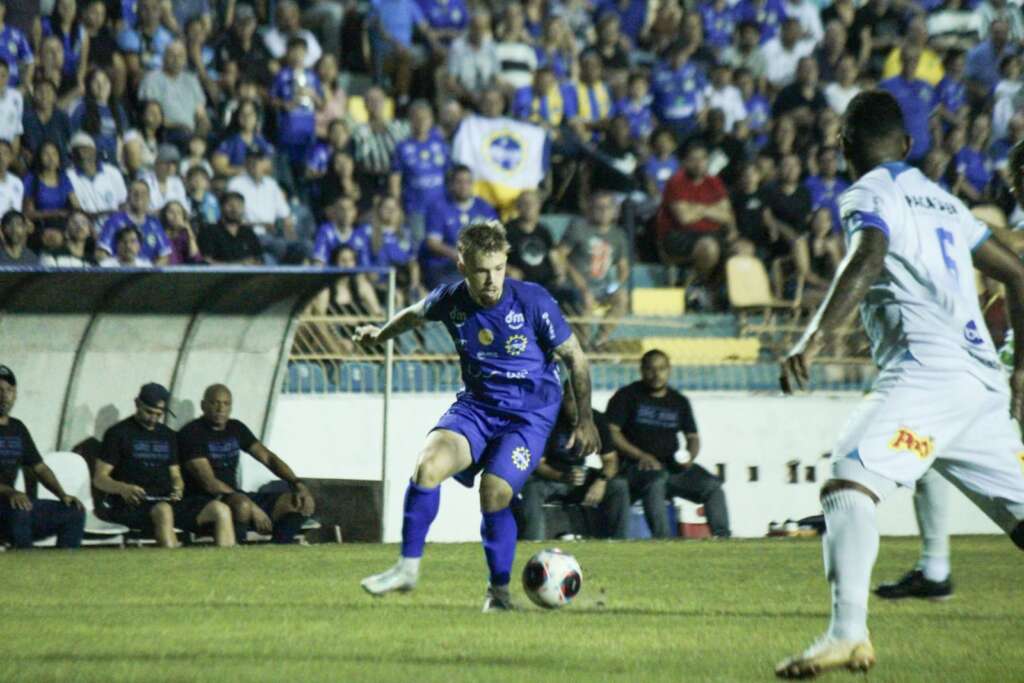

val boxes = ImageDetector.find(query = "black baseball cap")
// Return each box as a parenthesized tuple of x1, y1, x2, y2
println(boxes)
(138, 382, 175, 416)
(0, 364, 15, 386)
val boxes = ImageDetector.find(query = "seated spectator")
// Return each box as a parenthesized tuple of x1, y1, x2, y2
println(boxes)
(736, 0, 787, 45)
(934, 49, 968, 133)
(606, 349, 731, 539)
(321, 244, 384, 315)
(613, 71, 655, 143)
(314, 54, 347, 140)
(784, 0, 824, 44)
(803, 146, 849, 234)
(38, 209, 96, 267)
(705, 64, 747, 135)
(0, 59, 22, 147)
(736, 68, 770, 146)
(98, 224, 153, 267)
(762, 18, 816, 89)
(642, 127, 680, 198)
(494, 3, 538, 91)
(93, 383, 236, 548)
(581, 114, 640, 201)
(512, 66, 576, 132)
(226, 150, 305, 264)
(730, 162, 772, 259)
(419, 164, 498, 288)
(143, 144, 189, 212)
(368, 0, 437, 107)
(36, 35, 80, 107)
(678, 11, 717, 74)
(70, 67, 128, 164)
(762, 153, 823, 295)
(953, 114, 995, 204)
(700, 0, 738, 51)
(0, 365, 85, 549)
(138, 39, 210, 149)
(21, 78, 71, 168)
(270, 36, 323, 175)
(117, 0, 173, 79)
(262, 0, 322, 68)
(197, 191, 262, 265)
(366, 195, 423, 306)
(389, 100, 450, 239)
(506, 189, 578, 308)
(35, 0, 89, 88)
(185, 165, 219, 229)
(881, 15, 944, 86)
(808, 206, 843, 282)
(212, 98, 274, 179)
(213, 3, 273, 91)
(596, 0, 650, 47)
(991, 54, 1021, 141)
(179, 135, 213, 180)
(178, 384, 315, 544)
(880, 45, 936, 165)
(814, 20, 848, 84)
(351, 87, 410, 204)
(761, 115, 798, 165)
(445, 9, 500, 110)
(824, 53, 862, 115)
(97, 179, 171, 265)
(651, 40, 706, 141)
(0, 3, 34, 87)
(418, 0, 469, 47)
(655, 140, 737, 297)
(122, 99, 164, 177)
(82, 1, 122, 89)
(534, 16, 576, 82)
(316, 148, 361, 217)
(23, 140, 79, 245)
(312, 196, 369, 267)
(160, 200, 202, 265)
(592, 12, 629, 87)
(0, 209, 36, 265)
(307, 120, 352, 190)
(721, 20, 767, 83)
(772, 57, 828, 133)
(520, 385, 628, 540)
(691, 108, 746, 188)
(0, 139, 22, 216)
(850, 0, 905, 78)
(66, 132, 126, 224)
(559, 192, 629, 347)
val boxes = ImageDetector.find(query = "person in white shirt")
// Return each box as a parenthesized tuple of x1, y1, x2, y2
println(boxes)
(66, 132, 127, 224)
(143, 144, 191, 212)
(824, 54, 862, 114)
(0, 59, 23, 146)
(762, 18, 816, 89)
(775, 89, 1024, 679)
(98, 225, 154, 268)
(784, 0, 824, 44)
(262, 0, 322, 68)
(226, 150, 307, 263)
(705, 64, 748, 133)
(38, 210, 96, 267)
(0, 139, 23, 217)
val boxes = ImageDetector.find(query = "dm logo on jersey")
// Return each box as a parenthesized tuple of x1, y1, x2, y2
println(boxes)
(505, 334, 528, 356)
(963, 320, 984, 346)
(511, 446, 531, 471)
(450, 308, 466, 326)
(505, 309, 525, 330)
(485, 131, 525, 173)
(888, 428, 935, 460)
(478, 328, 495, 345)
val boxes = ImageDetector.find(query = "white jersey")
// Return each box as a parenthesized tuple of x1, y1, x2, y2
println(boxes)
(839, 162, 1004, 389)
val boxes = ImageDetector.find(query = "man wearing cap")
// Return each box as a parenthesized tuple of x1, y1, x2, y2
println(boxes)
(0, 365, 86, 549)
(178, 384, 315, 544)
(143, 144, 190, 212)
(67, 132, 128, 224)
(93, 383, 236, 547)
(138, 40, 210, 149)
(198, 191, 262, 265)
(226, 150, 306, 264)
(97, 179, 171, 265)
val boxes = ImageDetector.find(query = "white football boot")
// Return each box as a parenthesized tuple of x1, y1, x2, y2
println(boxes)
(775, 634, 876, 679)
(360, 561, 418, 596)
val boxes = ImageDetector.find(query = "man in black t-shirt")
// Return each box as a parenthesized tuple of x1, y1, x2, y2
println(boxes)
(606, 350, 731, 538)
(0, 365, 85, 549)
(519, 387, 629, 540)
(505, 190, 580, 309)
(177, 384, 315, 544)
(198, 192, 264, 265)
(93, 383, 236, 547)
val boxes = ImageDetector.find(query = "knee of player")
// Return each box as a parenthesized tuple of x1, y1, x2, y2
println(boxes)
(479, 477, 514, 512)
(150, 502, 174, 524)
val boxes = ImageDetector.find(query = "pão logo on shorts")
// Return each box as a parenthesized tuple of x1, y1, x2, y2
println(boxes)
(511, 446, 531, 471)
(888, 428, 934, 460)
(505, 309, 525, 330)
(505, 334, 528, 356)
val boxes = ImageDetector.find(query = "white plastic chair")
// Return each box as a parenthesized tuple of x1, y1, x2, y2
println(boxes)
(36, 451, 129, 547)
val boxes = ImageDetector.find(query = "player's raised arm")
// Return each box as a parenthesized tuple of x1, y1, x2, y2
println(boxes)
(554, 333, 601, 455)
(353, 297, 430, 347)
(781, 227, 888, 393)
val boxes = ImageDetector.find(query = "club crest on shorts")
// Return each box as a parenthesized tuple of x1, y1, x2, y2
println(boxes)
(511, 446, 531, 471)
(888, 427, 934, 460)
(478, 328, 495, 345)
(505, 334, 528, 356)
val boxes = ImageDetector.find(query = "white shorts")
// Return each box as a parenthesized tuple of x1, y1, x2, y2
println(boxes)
(832, 365, 1024, 504)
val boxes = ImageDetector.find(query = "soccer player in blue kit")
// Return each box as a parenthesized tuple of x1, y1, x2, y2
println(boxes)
(354, 219, 601, 611)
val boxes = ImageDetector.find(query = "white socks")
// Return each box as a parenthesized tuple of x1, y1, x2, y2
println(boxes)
(914, 470, 951, 582)
(398, 556, 421, 576)
(822, 488, 878, 642)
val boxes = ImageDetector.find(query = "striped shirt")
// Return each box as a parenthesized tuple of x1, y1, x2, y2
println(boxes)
(351, 119, 411, 176)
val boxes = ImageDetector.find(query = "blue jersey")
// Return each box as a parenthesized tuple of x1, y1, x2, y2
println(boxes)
(643, 155, 680, 194)
(652, 62, 706, 125)
(954, 147, 993, 194)
(99, 212, 172, 262)
(415, 0, 469, 34)
(736, 0, 787, 43)
(392, 136, 451, 215)
(699, 2, 737, 49)
(424, 278, 572, 413)
(312, 222, 372, 265)
(271, 68, 322, 146)
(370, 225, 417, 267)
(880, 76, 935, 162)
(40, 19, 86, 79)
(216, 134, 274, 167)
(420, 196, 498, 271)
(613, 97, 654, 140)
(804, 175, 850, 233)
(594, 0, 647, 45)
(935, 77, 966, 120)
(0, 26, 33, 86)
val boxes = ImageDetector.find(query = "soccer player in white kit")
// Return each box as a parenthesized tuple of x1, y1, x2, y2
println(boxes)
(775, 90, 1024, 678)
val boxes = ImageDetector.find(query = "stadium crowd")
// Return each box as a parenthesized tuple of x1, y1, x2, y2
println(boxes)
(0, 0, 1018, 314)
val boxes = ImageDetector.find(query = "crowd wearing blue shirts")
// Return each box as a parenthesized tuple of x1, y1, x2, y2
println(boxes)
(0, 0, 1019, 312)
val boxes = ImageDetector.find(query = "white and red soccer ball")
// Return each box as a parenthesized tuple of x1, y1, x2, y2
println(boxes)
(522, 548, 583, 609)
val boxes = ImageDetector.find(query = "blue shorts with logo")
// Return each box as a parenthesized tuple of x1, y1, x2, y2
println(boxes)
(433, 399, 559, 494)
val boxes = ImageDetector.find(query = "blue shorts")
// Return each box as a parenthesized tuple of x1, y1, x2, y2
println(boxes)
(433, 399, 559, 494)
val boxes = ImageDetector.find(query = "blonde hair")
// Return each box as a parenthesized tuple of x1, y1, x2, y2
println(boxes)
(457, 219, 510, 258)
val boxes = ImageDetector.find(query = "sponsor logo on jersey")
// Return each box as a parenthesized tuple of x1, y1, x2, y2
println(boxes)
(478, 328, 495, 345)
(903, 194, 958, 215)
(511, 446, 531, 471)
(888, 428, 934, 460)
(1018, 452, 1024, 475)
(506, 370, 528, 379)
(505, 309, 525, 330)
(450, 308, 467, 326)
(505, 334, 528, 356)
(541, 311, 556, 341)
(476, 351, 499, 359)
(963, 320, 984, 346)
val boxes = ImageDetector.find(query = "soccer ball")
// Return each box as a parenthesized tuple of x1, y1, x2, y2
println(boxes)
(522, 548, 583, 609)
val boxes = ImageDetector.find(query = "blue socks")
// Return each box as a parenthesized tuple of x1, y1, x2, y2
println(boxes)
(401, 480, 440, 558)
(481, 507, 517, 586)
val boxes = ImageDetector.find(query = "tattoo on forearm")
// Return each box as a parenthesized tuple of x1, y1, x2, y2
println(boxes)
(557, 337, 593, 422)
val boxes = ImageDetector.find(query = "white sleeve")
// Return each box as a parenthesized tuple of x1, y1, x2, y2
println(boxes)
(954, 198, 992, 252)
(838, 182, 892, 244)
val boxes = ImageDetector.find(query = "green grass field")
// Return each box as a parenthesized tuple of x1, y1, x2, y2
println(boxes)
(1, 536, 1020, 682)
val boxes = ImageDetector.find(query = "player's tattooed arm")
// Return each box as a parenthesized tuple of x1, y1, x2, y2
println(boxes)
(353, 298, 429, 346)
(974, 236, 1024, 422)
(555, 334, 602, 455)
(781, 228, 888, 393)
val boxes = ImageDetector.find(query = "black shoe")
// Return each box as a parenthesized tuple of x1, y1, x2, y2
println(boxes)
(482, 584, 516, 612)
(874, 569, 953, 601)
